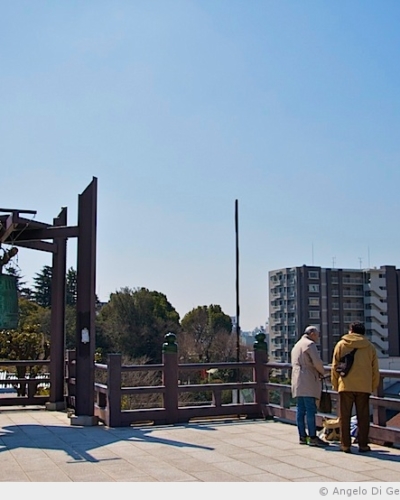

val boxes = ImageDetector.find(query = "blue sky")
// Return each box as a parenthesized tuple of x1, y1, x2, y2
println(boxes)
(1, 1, 400, 330)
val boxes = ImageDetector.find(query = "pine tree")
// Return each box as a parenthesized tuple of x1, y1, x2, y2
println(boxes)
(32, 265, 52, 308)
(66, 267, 77, 306)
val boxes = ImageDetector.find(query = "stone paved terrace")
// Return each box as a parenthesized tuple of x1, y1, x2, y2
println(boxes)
(0, 407, 400, 482)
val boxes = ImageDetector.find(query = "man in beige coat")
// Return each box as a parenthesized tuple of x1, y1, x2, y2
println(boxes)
(291, 326, 328, 447)
(331, 322, 379, 453)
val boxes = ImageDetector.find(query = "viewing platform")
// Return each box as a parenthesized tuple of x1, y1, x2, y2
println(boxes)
(0, 407, 399, 482)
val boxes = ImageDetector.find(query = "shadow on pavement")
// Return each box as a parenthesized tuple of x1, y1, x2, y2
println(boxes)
(0, 424, 214, 463)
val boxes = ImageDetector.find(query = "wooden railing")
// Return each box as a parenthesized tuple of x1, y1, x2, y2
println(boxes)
(72, 334, 400, 447)
(0, 360, 50, 406)
(82, 333, 268, 426)
(91, 347, 268, 427)
(3, 334, 400, 448)
(263, 362, 400, 446)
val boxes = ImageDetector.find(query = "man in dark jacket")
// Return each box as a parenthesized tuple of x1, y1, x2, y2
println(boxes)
(331, 322, 379, 453)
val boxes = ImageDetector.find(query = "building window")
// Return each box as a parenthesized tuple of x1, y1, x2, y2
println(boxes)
(309, 284, 319, 293)
(309, 298, 320, 306)
(309, 311, 320, 319)
(308, 271, 319, 279)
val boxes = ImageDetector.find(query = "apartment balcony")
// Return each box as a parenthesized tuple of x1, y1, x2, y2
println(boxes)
(364, 284, 387, 298)
(343, 316, 364, 323)
(365, 295, 388, 311)
(365, 308, 388, 324)
(342, 290, 364, 297)
(371, 337, 389, 353)
(342, 278, 363, 285)
(342, 303, 364, 310)
(366, 321, 388, 338)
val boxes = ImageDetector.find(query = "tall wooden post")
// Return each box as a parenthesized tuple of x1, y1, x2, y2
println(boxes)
(253, 332, 269, 418)
(162, 333, 179, 424)
(47, 207, 67, 410)
(106, 354, 122, 427)
(71, 177, 98, 426)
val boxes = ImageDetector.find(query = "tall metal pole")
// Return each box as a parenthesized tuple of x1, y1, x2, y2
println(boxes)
(235, 199, 240, 364)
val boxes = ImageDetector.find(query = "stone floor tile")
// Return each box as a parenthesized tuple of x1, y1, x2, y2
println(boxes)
(261, 462, 320, 480)
(190, 470, 241, 481)
(1, 410, 400, 482)
(307, 465, 375, 482)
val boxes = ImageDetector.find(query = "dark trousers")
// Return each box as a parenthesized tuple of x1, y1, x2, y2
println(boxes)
(339, 391, 370, 449)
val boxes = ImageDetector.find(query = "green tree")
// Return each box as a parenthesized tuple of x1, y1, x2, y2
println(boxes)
(96, 287, 180, 362)
(18, 297, 48, 333)
(32, 265, 52, 308)
(3, 264, 33, 299)
(0, 325, 50, 396)
(66, 267, 77, 306)
(180, 305, 233, 363)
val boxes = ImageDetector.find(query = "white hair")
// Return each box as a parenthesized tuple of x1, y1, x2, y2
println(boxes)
(304, 325, 319, 335)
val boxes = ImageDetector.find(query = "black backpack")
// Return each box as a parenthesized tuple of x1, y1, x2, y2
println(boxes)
(335, 348, 357, 377)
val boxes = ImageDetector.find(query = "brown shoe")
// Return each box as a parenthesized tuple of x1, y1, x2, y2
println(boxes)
(359, 446, 371, 453)
(341, 447, 352, 453)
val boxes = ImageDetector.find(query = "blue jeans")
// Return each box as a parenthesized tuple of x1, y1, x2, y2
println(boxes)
(296, 396, 317, 438)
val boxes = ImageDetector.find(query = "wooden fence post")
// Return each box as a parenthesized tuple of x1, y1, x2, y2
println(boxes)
(66, 349, 76, 409)
(372, 375, 386, 427)
(162, 333, 178, 424)
(107, 354, 122, 427)
(253, 332, 269, 418)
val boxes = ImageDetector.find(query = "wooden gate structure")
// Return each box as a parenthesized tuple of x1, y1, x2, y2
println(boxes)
(0, 177, 98, 425)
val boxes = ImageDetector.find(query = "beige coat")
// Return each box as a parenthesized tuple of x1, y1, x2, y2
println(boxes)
(331, 333, 380, 394)
(291, 334, 325, 399)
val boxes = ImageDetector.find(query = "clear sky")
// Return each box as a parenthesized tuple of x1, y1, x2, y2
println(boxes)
(1, 1, 400, 331)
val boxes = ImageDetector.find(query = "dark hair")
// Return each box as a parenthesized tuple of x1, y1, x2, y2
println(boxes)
(350, 322, 365, 335)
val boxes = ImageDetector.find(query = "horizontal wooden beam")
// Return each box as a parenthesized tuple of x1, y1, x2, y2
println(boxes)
(0, 208, 37, 215)
(12, 215, 51, 228)
(11, 225, 79, 242)
(13, 240, 57, 253)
